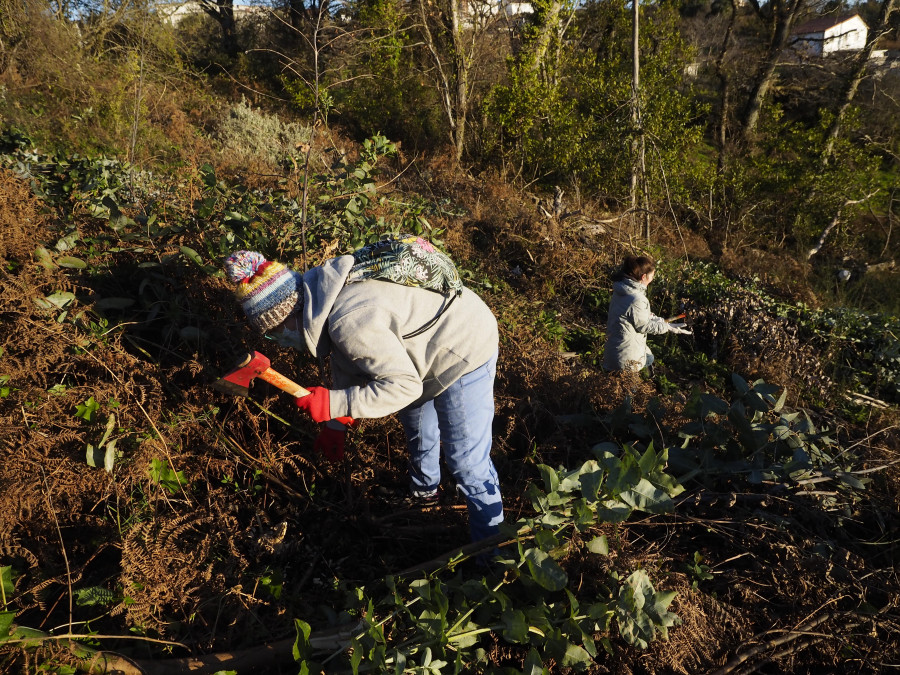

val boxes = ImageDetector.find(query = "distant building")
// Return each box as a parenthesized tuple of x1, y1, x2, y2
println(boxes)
(791, 14, 868, 57)
(156, 1, 269, 25)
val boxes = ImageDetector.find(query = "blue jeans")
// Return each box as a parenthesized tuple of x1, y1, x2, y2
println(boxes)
(398, 351, 503, 543)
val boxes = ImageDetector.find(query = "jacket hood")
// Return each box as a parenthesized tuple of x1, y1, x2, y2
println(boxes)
(612, 277, 646, 297)
(302, 255, 355, 358)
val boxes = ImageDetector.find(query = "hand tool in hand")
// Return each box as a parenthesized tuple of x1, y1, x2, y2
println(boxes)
(212, 351, 353, 425)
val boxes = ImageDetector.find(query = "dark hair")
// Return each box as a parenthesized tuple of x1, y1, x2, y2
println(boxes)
(612, 255, 655, 282)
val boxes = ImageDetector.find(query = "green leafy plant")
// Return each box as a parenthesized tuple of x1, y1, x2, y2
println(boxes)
(670, 374, 865, 495)
(75, 397, 101, 422)
(290, 444, 685, 672)
(85, 414, 121, 473)
(148, 458, 187, 494)
(683, 552, 713, 590)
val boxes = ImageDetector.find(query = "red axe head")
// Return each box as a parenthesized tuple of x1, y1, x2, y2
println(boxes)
(211, 351, 271, 397)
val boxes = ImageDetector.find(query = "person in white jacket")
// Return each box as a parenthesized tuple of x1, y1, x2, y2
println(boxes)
(601, 255, 690, 372)
(223, 247, 503, 544)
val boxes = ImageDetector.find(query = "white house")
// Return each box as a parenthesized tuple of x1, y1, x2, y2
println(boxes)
(791, 14, 868, 57)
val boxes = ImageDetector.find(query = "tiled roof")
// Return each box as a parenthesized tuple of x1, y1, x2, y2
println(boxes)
(792, 13, 866, 35)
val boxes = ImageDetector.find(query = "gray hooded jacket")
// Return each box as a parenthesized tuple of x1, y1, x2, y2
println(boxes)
(602, 278, 668, 371)
(300, 255, 498, 419)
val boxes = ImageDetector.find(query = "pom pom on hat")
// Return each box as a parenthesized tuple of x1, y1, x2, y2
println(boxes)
(224, 250, 267, 283)
(224, 251, 302, 333)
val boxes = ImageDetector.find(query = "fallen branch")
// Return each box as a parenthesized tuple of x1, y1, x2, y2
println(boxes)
(807, 191, 879, 260)
(3, 621, 361, 675)
(710, 612, 850, 675)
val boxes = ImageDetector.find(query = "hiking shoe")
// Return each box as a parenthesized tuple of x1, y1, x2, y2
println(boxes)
(409, 489, 439, 506)
(374, 485, 440, 507)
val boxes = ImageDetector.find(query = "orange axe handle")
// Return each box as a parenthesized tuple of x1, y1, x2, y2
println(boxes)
(262, 367, 354, 426)
(257, 367, 311, 398)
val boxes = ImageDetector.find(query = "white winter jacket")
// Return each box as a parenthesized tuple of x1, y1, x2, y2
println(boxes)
(602, 278, 669, 371)
(300, 255, 498, 419)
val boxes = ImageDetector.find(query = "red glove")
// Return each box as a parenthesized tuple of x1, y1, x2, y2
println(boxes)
(295, 387, 354, 425)
(295, 387, 332, 423)
(314, 424, 346, 462)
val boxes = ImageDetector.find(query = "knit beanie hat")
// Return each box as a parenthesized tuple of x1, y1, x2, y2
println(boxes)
(224, 251, 302, 332)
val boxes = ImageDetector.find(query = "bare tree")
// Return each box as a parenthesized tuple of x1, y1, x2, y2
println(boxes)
(416, 0, 509, 164)
(821, 0, 899, 163)
(713, 0, 738, 173)
(740, 0, 808, 137)
(630, 0, 649, 239)
(197, 0, 239, 56)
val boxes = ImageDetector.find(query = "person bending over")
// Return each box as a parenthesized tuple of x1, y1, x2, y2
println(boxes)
(223, 247, 503, 544)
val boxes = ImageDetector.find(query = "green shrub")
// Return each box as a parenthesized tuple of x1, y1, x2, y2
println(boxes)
(214, 97, 312, 168)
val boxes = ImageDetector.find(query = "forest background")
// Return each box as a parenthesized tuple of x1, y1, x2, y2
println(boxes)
(1, 0, 900, 671)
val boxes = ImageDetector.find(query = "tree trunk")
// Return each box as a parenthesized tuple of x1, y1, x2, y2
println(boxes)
(740, 0, 805, 138)
(630, 0, 648, 238)
(714, 0, 737, 174)
(821, 0, 898, 164)
(450, 0, 467, 164)
(198, 0, 239, 57)
(526, 0, 564, 75)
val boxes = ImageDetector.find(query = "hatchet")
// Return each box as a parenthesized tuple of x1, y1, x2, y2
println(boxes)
(212, 351, 353, 425)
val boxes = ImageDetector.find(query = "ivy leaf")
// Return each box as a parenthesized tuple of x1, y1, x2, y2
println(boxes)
(524, 548, 568, 591)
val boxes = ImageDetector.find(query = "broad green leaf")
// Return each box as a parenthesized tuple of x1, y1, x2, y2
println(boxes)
(501, 609, 529, 643)
(1, 566, 13, 605)
(180, 246, 205, 267)
(620, 478, 673, 514)
(596, 500, 632, 523)
(525, 483, 548, 512)
(557, 467, 583, 493)
(523, 648, 547, 675)
(410, 578, 431, 600)
(837, 472, 867, 490)
(537, 464, 559, 494)
(0, 611, 15, 643)
(55, 232, 79, 252)
(578, 460, 603, 502)
(637, 443, 659, 475)
(534, 528, 559, 552)
(34, 291, 76, 311)
(104, 440, 119, 473)
(34, 246, 57, 270)
(731, 372, 750, 395)
(588, 535, 608, 555)
(86, 444, 102, 468)
(600, 452, 641, 495)
(699, 393, 728, 418)
(57, 256, 87, 269)
(524, 548, 568, 591)
(560, 642, 593, 668)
